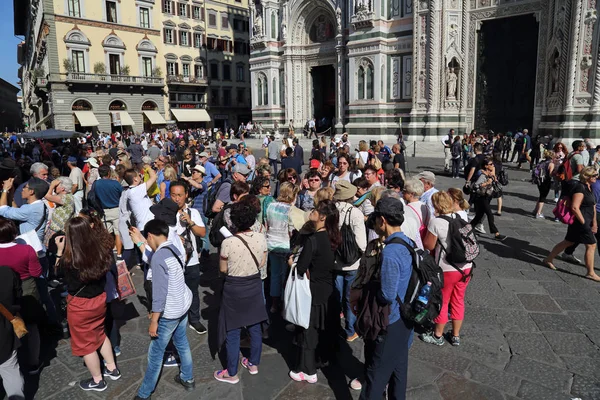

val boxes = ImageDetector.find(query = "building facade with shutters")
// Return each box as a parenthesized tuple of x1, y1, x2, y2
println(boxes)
(159, 0, 252, 130)
(15, 0, 168, 133)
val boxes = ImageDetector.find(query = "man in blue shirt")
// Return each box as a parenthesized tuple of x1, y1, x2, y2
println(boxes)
(94, 165, 124, 254)
(361, 196, 413, 400)
(198, 152, 221, 188)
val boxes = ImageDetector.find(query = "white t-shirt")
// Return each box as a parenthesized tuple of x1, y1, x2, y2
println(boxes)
(69, 167, 84, 191)
(174, 207, 205, 266)
(427, 213, 472, 273)
(118, 188, 133, 250)
(330, 170, 362, 188)
(356, 151, 369, 165)
(127, 183, 154, 230)
(405, 200, 430, 229)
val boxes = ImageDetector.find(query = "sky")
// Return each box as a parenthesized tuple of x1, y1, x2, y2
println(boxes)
(0, 3, 22, 90)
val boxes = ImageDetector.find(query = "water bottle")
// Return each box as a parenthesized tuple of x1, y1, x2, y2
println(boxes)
(413, 282, 432, 323)
(61, 319, 70, 339)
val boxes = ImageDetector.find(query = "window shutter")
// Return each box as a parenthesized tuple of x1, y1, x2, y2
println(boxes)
(174, 30, 178, 45)
(163, 28, 167, 43)
(188, 32, 191, 47)
(175, 63, 179, 76)
(175, 2, 179, 15)
(161, 0, 166, 12)
(187, 5, 191, 17)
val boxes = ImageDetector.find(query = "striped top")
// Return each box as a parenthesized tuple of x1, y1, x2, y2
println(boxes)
(150, 241, 192, 319)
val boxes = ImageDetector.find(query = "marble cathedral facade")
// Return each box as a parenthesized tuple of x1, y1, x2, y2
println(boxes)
(249, 0, 600, 139)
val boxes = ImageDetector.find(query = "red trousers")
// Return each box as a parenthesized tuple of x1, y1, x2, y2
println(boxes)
(433, 269, 471, 325)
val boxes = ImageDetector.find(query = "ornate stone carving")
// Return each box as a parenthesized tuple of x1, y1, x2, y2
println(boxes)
(446, 68, 458, 99)
(336, 7, 342, 34)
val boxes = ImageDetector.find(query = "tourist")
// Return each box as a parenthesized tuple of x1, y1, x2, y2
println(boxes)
(266, 182, 299, 313)
(310, 139, 322, 162)
(43, 176, 76, 247)
(251, 175, 275, 226)
(0, 217, 44, 374)
(133, 219, 195, 399)
(0, 265, 25, 399)
(356, 140, 370, 168)
(353, 177, 374, 220)
(244, 147, 256, 170)
(330, 154, 361, 189)
(170, 181, 207, 335)
(421, 192, 473, 346)
(333, 180, 366, 342)
(211, 164, 251, 215)
(214, 200, 268, 384)
(417, 171, 439, 218)
(159, 164, 177, 200)
(451, 135, 462, 178)
(402, 178, 430, 240)
(281, 147, 302, 176)
(267, 135, 280, 176)
(289, 200, 340, 384)
(470, 157, 507, 241)
(533, 150, 555, 219)
(360, 197, 413, 400)
(198, 151, 222, 188)
(296, 170, 322, 212)
(318, 161, 335, 186)
(13, 162, 48, 207)
(314, 187, 334, 206)
(441, 129, 453, 172)
(123, 167, 156, 230)
(363, 165, 381, 191)
(55, 217, 120, 392)
(67, 157, 84, 213)
(93, 165, 123, 253)
(447, 188, 470, 221)
(85, 157, 100, 196)
(392, 143, 406, 173)
(543, 166, 600, 281)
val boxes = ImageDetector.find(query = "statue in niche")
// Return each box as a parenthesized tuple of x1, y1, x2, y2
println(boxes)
(550, 54, 560, 93)
(336, 7, 342, 33)
(281, 20, 287, 40)
(446, 67, 458, 99)
(251, 1, 263, 37)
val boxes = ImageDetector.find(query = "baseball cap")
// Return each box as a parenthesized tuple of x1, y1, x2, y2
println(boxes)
(192, 165, 206, 175)
(309, 159, 321, 169)
(366, 196, 405, 230)
(198, 152, 209, 158)
(227, 144, 238, 151)
(232, 163, 251, 176)
(67, 156, 77, 163)
(417, 171, 436, 184)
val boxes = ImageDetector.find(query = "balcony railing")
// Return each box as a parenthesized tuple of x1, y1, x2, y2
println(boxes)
(58, 72, 164, 85)
(166, 75, 208, 85)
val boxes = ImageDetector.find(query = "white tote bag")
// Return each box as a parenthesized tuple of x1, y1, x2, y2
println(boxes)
(283, 265, 312, 329)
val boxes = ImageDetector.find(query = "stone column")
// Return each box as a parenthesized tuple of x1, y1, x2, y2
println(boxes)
(336, 34, 345, 132)
(565, 0, 583, 110)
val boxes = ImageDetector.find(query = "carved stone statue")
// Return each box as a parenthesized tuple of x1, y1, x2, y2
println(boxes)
(336, 7, 342, 33)
(254, 12, 263, 37)
(446, 68, 458, 99)
(550, 55, 559, 93)
(281, 20, 287, 41)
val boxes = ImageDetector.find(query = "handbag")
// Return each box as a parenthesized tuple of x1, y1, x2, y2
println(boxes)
(115, 259, 136, 299)
(283, 237, 313, 329)
(553, 196, 575, 224)
(0, 303, 28, 339)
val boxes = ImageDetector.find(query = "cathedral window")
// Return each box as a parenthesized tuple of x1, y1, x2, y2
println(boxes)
(357, 59, 374, 100)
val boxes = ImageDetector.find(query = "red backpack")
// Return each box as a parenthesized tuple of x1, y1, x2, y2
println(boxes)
(554, 152, 578, 182)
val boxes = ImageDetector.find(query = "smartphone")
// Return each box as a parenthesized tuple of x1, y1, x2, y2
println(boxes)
(126, 220, 132, 229)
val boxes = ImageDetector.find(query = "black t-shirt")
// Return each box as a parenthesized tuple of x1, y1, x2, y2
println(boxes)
(281, 156, 303, 175)
(63, 266, 107, 299)
(467, 154, 485, 181)
(295, 231, 335, 305)
(0, 266, 20, 364)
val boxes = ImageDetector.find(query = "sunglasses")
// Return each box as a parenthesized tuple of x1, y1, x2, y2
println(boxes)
(262, 184, 271, 188)
(308, 178, 321, 182)
(288, 176, 297, 181)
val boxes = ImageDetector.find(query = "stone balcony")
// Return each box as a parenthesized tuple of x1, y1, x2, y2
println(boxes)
(166, 75, 208, 86)
(351, 8, 375, 29)
(53, 72, 164, 87)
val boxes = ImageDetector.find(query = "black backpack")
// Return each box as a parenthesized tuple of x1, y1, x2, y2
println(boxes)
(394, 237, 444, 327)
(437, 215, 479, 280)
(204, 178, 231, 219)
(208, 203, 233, 248)
(336, 207, 363, 267)
(498, 168, 509, 186)
(86, 181, 104, 218)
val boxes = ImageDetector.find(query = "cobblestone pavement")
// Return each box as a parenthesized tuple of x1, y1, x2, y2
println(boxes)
(3, 157, 600, 400)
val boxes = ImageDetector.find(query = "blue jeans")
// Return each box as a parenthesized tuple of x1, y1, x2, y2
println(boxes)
(335, 270, 357, 337)
(223, 323, 262, 376)
(138, 315, 193, 398)
(201, 214, 210, 252)
(269, 252, 288, 298)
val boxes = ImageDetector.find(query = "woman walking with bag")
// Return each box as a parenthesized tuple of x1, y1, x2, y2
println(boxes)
(55, 216, 120, 392)
(215, 200, 268, 383)
(543, 167, 600, 281)
(470, 157, 507, 241)
(288, 200, 341, 384)
(533, 150, 555, 219)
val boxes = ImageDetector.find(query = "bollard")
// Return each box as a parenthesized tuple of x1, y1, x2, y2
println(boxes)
(412, 141, 416, 158)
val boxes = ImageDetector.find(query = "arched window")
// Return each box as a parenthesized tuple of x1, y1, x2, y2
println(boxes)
(257, 78, 263, 106)
(272, 77, 277, 105)
(357, 59, 374, 100)
(263, 77, 269, 105)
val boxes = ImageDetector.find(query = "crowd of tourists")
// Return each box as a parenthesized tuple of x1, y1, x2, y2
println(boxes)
(0, 126, 597, 400)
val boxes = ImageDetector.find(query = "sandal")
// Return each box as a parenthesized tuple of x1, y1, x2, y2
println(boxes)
(542, 259, 557, 270)
(585, 274, 600, 282)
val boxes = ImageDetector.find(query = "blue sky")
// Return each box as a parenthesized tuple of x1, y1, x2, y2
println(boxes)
(0, 4, 22, 89)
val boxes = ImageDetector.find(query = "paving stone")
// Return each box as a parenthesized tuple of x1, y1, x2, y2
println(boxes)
(465, 361, 520, 395)
(275, 381, 337, 399)
(409, 340, 472, 374)
(119, 333, 153, 362)
(504, 332, 558, 364)
(496, 278, 548, 294)
(538, 281, 581, 298)
(543, 332, 599, 356)
(454, 341, 511, 370)
(582, 328, 600, 347)
(529, 313, 581, 333)
(407, 359, 444, 389)
(464, 307, 499, 326)
(516, 380, 573, 400)
(46, 385, 103, 400)
(562, 355, 600, 380)
(435, 372, 505, 400)
(241, 353, 296, 400)
(192, 343, 221, 381)
(520, 269, 564, 282)
(567, 311, 600, 330)
(407, 384, 443, 400)
(35, 363, 80, 399)
(494, 309, 539, 332)
(516, 294, 562, 313)
(102, 358, 144, 399)
(505, 356, 571, 391)
(571, 374, 600, 400)
(553, 297, 595, 312)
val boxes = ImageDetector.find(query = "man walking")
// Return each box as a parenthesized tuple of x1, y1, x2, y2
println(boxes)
(135, 219, 195, 400)
(94, 165, 124, 256)
(441, 129, 453, 173)
(67, 157, 84, 213)
(267, 135, 280, 177)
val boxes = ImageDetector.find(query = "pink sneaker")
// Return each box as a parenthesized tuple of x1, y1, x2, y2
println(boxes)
(213, 370, 239, 384)
(350, 378, 362, 390)
(241, 358, 258, 375)
(289, 370, 318, 384)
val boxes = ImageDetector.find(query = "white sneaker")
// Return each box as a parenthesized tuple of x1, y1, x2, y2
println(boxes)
(474, 224, 486, 234)
(536, 214, 545, 219)
(561, 253, 582, 265)
(554, 198, 559, 203)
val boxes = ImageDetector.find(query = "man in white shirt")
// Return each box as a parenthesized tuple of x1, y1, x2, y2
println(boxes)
(67, 156, 84, 213)
(123, 166, 157, 230)
(170, 181, 207, 335)
(441, 129, 454, 173)
(417, 171, 439, 218)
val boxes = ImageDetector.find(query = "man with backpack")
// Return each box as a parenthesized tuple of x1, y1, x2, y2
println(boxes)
(359, 197, 414, 400)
